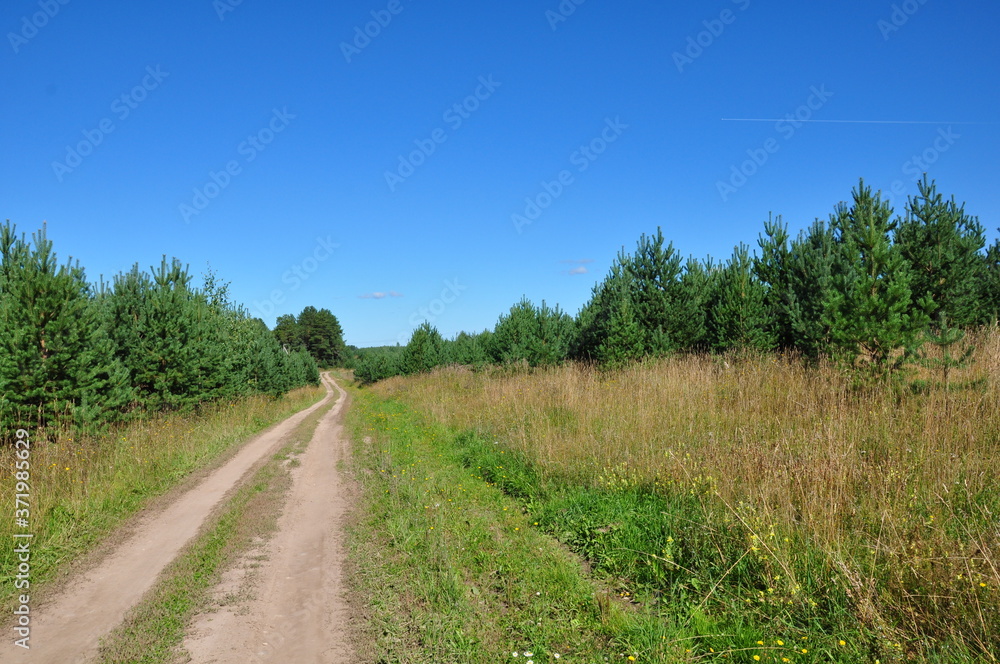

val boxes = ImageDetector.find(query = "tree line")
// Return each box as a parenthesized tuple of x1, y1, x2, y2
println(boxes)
(0, 222, 320, 441)
(353, 178, 999, 383)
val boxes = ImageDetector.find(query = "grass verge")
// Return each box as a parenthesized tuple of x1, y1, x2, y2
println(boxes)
(94, 396, 335, 663)
(365, 351, 1000, 664)
(1, 385, 325, 613)
(344, 382, 688, 664)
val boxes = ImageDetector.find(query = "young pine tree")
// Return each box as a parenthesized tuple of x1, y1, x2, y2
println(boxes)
(825, 180, 930, 378)
(706, 243, 774, 353)
(895, 176, 986, 328)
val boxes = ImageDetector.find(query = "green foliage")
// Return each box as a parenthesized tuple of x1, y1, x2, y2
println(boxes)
(446, 331, 490, 366)
(489, 298, 574, 367)
(784, 221, 839, 360)
(353, 346, 404, 385)
(347, 178, 992, 384)
(596, 289, 646, 367)
(706, 243, 774, 353)
(297, 306, 346, 367)
(0, 223, 131, 434)
(402, 322, 445, 375)
(825, 180, 930, 378)
(895, 177, 986, 327)
(0, 221, 319, 440)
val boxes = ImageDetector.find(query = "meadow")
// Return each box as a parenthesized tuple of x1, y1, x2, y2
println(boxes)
(360, 331, 1000, 663)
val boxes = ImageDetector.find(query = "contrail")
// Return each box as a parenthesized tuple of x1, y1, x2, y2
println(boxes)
(721, 118, 993, 125)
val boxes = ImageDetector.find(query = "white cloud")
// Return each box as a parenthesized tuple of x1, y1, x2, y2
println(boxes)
(360, 290, 404, 299)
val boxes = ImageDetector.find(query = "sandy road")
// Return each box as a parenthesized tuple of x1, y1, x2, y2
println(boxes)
(182, 375, 354, 663)
(1, 373, 347, 664)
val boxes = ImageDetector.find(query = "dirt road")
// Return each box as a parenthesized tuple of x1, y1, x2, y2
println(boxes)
(1, 374, 352, 663)
(183, 375, 354, 663)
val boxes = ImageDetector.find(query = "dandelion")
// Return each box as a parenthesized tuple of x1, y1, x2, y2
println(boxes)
(838, 640, 846, 646)
(776, 640, 784, 646)
(753, 657, 761, 662)
(756, 641, 764, 646)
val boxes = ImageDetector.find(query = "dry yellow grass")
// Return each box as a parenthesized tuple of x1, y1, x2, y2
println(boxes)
(372, 329, 1000, 654)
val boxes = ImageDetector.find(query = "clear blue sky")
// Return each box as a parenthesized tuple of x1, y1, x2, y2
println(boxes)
(3, 0, 998, 347)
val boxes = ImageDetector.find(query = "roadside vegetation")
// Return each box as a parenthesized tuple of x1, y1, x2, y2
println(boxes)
(346, 382, 671, 663)
(0, 384, 325, 613)
(0, 221, 324, 442)
(353, 335, 1000, 662)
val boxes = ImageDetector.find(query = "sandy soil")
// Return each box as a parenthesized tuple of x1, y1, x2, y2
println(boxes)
(181, 374, 354, 663)
(0, 374, 344, 664)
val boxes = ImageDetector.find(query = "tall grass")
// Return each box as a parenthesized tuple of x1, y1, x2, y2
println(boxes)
(0, 385, 325, 610)
(370, 329, 1000, 661)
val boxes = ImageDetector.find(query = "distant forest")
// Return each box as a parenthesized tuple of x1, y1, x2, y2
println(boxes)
(350, 178, 1000, 383)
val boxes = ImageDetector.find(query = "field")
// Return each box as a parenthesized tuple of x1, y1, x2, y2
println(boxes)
(352, 331, 1000, 663)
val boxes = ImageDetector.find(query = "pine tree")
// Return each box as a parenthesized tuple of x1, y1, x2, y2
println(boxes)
(402, 322, 444, 375)
(825, 180, 929, 378)
(784, 220, 839, 360)
(895, 176, 986, 327)
(706, 243, 774, 353)
(620, 228, 687, 355)
(597, 289, 646, 367)
(755, 214, 796, 349)
(273, 314, 302, 351)
(0, 223, 129, 435)
(674, 257, 712, 351)
(297, 306, 346, 367)
(982, 235, 1000, 324)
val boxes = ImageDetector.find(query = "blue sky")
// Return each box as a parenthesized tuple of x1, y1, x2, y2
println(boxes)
(3, 0, 998, 347)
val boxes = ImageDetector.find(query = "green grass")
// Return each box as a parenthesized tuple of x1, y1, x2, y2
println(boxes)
(0, 385, 325, 614)
(348, 376, 997, 663)
(94, 398, 336, 663)
(346, 384, 690, 664)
